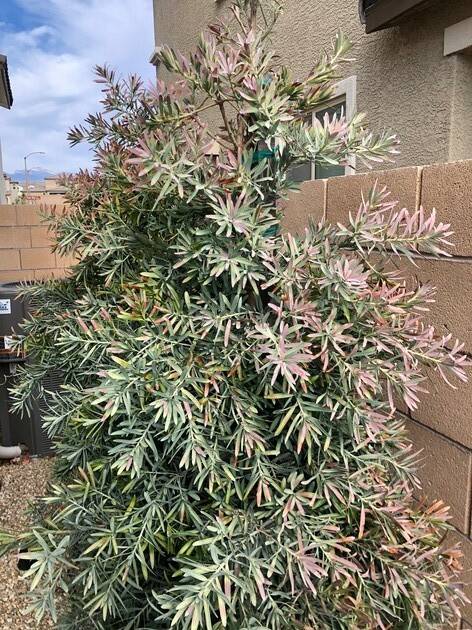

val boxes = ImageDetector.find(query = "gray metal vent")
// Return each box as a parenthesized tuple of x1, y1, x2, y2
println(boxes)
(36, 369, 63, 456)
(0, 282, 60, 457)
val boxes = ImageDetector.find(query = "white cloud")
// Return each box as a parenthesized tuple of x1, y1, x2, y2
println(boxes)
(0, 0, 155, 173)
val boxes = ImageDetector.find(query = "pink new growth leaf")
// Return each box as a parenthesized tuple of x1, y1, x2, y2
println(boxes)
(254, 322, 314, 389)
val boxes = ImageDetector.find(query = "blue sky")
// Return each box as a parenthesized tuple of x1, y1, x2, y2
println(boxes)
(0, 0, 155, 175)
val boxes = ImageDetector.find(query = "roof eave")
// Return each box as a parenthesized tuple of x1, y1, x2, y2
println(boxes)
(361, 0, 432, 34)
(0, 55, 13, 109)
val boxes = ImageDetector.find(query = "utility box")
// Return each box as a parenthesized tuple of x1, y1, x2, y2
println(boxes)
(0, 282, 54, 456)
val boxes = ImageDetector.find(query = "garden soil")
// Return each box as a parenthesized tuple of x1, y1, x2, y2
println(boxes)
(0, 456, 55, 629)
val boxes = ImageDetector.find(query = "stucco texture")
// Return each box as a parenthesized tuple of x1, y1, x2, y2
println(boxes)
(153, 0, 472, 168)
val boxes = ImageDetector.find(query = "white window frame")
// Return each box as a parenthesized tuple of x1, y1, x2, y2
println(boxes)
(310, 75, 357, 179)
(149, 47, 161, 77)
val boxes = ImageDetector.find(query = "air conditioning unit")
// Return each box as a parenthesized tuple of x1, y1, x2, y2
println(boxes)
(0, 282, 58, 457)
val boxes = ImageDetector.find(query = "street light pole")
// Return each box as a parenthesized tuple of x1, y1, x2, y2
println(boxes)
(23, 151, 45, 200)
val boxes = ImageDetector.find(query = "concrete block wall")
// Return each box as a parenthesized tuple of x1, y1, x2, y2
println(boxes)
(283, 159, 472, 628)
(0, 204, 73, 282)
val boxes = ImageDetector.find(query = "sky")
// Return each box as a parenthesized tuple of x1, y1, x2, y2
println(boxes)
(0, 0, 155, 176)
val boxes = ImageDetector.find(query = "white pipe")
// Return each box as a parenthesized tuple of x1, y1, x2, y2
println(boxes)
(0, 445, 21, 459)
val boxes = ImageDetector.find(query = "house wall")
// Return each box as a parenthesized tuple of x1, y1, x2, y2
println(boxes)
(44, 177, 58, 191)
(282, 159, 472, 628)
(4, 178, 22, 205)
(152, 0, 472, 168)
(0, 139, 6, 205)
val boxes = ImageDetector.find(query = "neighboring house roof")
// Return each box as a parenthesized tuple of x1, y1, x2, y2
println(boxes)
(359, 0, 433, 33)
(0, 55, 13, 109)
(27, 181, 67, 194)
(48, 188, 68, 194)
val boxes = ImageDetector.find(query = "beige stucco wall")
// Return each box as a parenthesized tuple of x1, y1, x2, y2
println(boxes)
(153, 0, 472, 168)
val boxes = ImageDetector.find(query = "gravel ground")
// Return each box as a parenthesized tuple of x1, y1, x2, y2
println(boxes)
(0, 456, 55, 629)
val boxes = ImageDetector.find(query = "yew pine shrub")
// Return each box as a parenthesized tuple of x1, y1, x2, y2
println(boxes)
(1, 1, 469, 628)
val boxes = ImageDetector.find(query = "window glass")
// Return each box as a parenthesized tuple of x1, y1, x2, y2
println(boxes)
(289, 162, 312, 183)
(314, 100, 346, 180)
(289, 99, 347, 183)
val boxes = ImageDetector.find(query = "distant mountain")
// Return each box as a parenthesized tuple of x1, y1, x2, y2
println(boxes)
(6, 169, 55, 183)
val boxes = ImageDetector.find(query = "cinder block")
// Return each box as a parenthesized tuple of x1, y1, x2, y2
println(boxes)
(420, 258, 472, 353)
(421, 160, 472, 257)
(20, 248, 56, 270)
(43, 200, 67, 212)
(55, 251, 78, 268)
(15, 205, 43, 226)
(326, 166, 420, 226)
(0, 206, 17, 226)
(0, 249, 20, 271)
(405, 419, 472, 533)
(444, 529, 472, 623)
(388, 256, 472, 354)
(0, 270, 34, 282)
(51, 203, 68, 215)
(31, 225, 54, 248)
(34, 268, 67, 280)
(392, 256, 472, 448)
(281, 179, 326, 234)
(413, 366, 472, 449)
(0, 227, 31, 249)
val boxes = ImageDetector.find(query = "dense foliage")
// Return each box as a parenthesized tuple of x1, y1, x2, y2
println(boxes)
(1, 1, 469, 628)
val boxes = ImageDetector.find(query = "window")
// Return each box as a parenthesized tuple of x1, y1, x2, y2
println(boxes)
(290, 76, 357, 183)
